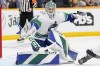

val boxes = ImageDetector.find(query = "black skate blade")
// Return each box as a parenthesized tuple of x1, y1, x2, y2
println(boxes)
(17, 40, 24, 43)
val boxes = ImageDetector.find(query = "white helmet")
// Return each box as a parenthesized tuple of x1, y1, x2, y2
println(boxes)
(45, 0, 56, 19)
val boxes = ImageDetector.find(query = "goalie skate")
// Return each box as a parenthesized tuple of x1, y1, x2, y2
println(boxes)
(17, 38, 24, 41)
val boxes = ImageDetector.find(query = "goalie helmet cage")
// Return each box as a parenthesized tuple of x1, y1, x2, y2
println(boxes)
(0, 4, 2, 58)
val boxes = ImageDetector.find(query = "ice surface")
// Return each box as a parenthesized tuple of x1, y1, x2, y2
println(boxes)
(1, 36, 100, 66)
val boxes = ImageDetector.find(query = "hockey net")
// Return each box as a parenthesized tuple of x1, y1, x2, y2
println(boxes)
(0, 4, 2, 58)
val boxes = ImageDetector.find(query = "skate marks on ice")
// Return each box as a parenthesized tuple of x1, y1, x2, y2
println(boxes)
(68, 36, 100, 65)
(1, 36, 100, 66)
(2, 40, 33, 58)
(2, 40, 31, 49)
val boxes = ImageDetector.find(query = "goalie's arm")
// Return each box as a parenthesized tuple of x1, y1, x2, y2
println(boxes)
(64, 11, 86, 23)
(64, 13, 76, 23)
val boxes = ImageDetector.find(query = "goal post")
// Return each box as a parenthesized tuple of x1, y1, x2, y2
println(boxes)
(0, 4, 2, 58)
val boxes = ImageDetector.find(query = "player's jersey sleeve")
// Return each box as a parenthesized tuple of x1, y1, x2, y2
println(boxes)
(30, 17, 42, 30)
(30, 11, 47, 30)
(64, 12, 75, 23)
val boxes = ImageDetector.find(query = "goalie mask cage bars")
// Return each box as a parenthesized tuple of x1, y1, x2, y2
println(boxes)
(0, 4, 2, 58)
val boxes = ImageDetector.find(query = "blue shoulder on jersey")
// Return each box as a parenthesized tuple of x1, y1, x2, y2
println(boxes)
(64, 12, 75, 23)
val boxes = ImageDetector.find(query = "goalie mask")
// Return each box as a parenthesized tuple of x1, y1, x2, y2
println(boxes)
(45, 0, 56, 19)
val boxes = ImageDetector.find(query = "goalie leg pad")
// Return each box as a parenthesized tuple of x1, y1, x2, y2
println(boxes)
(16, 52, 59, 65)
(68, 49, 78, 60)
(47, 29, 78, 61)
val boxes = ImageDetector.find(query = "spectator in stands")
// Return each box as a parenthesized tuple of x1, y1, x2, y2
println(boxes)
(71, 0, 79, 7)
(54, 0, 64, 7)
(6, 0, 17, 8)
(37, 0, 56, 8)
(77, 0, 86, 7)
(94, 0, 100, 6)
(37, 0, 46, 8)
(1, 0, 7, 8)
(85, 0, 94, 6)
(86, 0, 100, 6)
(0, 0, 1, 7)
(16, 0, 20, 8)
(63, 0, 70, 7)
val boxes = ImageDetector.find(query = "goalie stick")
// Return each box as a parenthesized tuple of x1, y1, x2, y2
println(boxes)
(28, 35, 56, 52)
(27, 35, 41, 51)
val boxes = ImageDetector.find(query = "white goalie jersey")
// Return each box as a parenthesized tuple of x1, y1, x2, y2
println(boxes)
(21, 11, 75, 40)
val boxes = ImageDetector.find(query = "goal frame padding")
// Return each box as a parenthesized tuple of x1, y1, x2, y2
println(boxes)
(0, 4, 2, 58)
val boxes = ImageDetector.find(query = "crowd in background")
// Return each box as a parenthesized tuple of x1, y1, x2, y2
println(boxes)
(0, 0, 100, 9)
(78, 0, 100, 7)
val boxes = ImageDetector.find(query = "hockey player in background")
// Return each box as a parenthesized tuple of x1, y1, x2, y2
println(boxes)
(18, 0, 85, 62)
(78, 44, 100, 65)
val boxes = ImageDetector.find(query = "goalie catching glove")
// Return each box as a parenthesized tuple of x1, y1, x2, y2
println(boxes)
(72, 11, 87, 19)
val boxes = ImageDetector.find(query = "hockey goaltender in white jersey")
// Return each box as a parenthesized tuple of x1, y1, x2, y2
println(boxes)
(17, 0, 85, 62)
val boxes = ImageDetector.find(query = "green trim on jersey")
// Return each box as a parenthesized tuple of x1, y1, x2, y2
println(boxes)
(35, 32, 48, 38)
(33, 18, 42, 28)
(63, 12, 68, 21)
(64, 12, 68, 17)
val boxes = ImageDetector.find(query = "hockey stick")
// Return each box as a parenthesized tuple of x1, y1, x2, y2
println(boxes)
(28, 35, 56, 52)
(27, 35, 41, 51)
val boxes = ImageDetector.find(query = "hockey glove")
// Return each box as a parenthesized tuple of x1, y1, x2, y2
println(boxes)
(48, 21, 58, 31)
